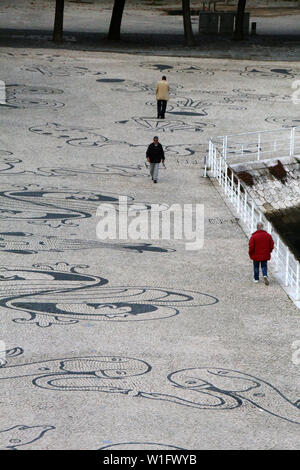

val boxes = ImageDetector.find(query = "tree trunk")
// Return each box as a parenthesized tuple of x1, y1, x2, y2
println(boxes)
(108, 0, 126, 40)
(182, 0, 195, 46)
(234, 0, 247, 40)
(53, 0, 64, 43)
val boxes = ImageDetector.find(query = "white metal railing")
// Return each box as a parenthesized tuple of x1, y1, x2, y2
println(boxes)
(210, 126, 300, 164)
(205, 127, 300, 304)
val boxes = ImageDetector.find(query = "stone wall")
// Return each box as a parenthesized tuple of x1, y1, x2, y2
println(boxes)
(230, 156, 300, 213)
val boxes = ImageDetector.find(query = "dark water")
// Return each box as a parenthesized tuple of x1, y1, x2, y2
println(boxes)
(266, 205, 300, 261)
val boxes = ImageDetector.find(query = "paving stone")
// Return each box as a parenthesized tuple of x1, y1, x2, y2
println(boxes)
(0, 3, 299, 451)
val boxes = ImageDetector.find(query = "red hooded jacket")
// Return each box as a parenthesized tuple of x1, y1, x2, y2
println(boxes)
(249, 230, 274, 261)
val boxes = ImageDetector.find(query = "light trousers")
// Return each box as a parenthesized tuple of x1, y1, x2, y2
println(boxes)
(150, 162, 159, 180)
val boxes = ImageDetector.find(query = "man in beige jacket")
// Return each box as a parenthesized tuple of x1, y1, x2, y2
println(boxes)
(156, 76, 169, 119)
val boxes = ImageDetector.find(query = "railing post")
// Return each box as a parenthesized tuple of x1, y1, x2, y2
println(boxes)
(219, 157, 222, 185)
(285, 248, 289, 286)
(231, 171, 234, 202)
(296, 262, 300, 301)
(219, 158, 224, 186)
(275, 238, 280, 272)
(290, 127, 295, 157)
(208, 139, 213, 167)
(237, 179, 241, 213)
(223, 135, 227, 160)
(214, 148, 217, 177)
(224, 162, 228, 195)
(244, 190, 247, 222)
(251, 200, 254, 233)
(203, 154, 207, 177)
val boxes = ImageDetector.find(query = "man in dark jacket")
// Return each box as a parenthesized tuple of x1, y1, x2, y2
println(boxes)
(249, 222, 274, 285)
(146, 136, 165, 183)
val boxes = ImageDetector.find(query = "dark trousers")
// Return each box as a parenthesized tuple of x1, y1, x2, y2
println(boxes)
(157, 100, 167, 118)
(253, 261, 268, 280)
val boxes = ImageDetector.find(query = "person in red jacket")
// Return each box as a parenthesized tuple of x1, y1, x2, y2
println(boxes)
(249, 222, 274, 285)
